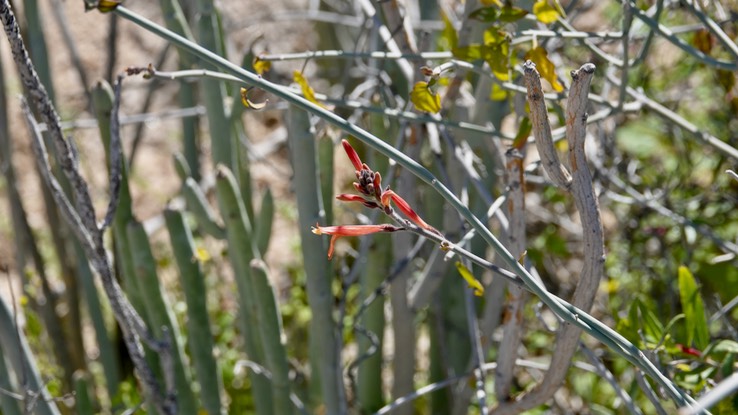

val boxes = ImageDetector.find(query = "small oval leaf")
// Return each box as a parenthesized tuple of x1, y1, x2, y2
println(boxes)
(411, 82, 441, 113)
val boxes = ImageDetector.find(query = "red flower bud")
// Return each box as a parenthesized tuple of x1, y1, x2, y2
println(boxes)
(342, 139, 363, 171)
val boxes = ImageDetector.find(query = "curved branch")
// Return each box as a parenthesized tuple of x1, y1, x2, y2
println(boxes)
(492, 63, 604, 414)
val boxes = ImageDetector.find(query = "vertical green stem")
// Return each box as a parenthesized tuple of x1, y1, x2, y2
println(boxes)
(164, 209, 226, 415)
(287, 108, 346, 414)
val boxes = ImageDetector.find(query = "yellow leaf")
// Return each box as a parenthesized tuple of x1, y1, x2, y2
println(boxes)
(533, 0, 560, 24)
(97, 0, 120, 12)
(438, 11, 458, 51)
(455, 261, 484, 296)
(293, 71, 323, 107)
(240, 87, 267, 110)
(193, 247, 211, 264)
(411, 82, 441, 113)
(489, 83, 509, 101)
(480, 0, 502, 5)
(253, 56, 271, 75)
(525, 46, 564, 92)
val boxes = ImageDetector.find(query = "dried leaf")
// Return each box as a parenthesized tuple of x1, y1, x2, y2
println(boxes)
(692, 29, 713, 54)
(293, 71, 323, 107)
(533, 0, 560, 24)
(240, 87, 267, 110)
(455, 262, 484, 296)
(253, 56, 271, 75)
(526, 46, 564, 92)
(411, 82, 441, 113)
(96, 0, 120, 12)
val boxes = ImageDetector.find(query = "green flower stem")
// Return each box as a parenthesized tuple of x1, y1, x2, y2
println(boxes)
(73, 372, 95, 415)
(112, 5, 693, 407)
(164, 209, 225, 415)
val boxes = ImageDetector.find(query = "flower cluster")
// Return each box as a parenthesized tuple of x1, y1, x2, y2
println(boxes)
(312, 139, 439, 259)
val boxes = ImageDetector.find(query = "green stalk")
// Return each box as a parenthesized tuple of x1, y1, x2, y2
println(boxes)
(0, 295, 61, 415)
(255, 187, 274, 255)
(164, 208, 226, 415)
(250, 259, 294, 415)
(158, 0, 202, 180)
(193, 0, 232, 167)
(0, 339, 23, 415)
(126, 221, 199, 415)
(287, 108, 345, 414)
(73, 371, 95, 415)
(214, 165, 274, 415)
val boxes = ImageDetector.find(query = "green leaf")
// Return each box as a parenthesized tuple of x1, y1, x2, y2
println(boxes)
(410, 82, 441, 113)
(438, 11, 458, 51)
(469, 7, 499, 22)
(483, 28, 510, 81)
(533, 0, 560, 24)
(498, 5, 528, 22)
(637, 299, 665, 343)
(455, 262, 484, 296)
(679, 265, 710, 350)
(525, 46, 564, 92)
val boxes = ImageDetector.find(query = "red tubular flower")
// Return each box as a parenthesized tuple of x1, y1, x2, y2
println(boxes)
(342, 139, 363, 171)
(381, 190, 439, 234)
(312, 223, 403, 259)
(336, 194, 380, 209)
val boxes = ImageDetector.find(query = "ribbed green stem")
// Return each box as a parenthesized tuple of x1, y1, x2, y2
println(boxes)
(0, 295, 61, 415)
(194, 0, 232, 167)
(158, 0, 201, 180)
(214, 165, 274, 415)
(164, 208, 225, 415)
(0, 338, 23, 415)
(318, 134, 334, 225)
(255, 187, 274, 255)
(287, 108, 345, 414)
(73, 371, 95, 415)
(249, 259, 294, 415)
(75, 241, 121, 399)
(127, 221, 198, 415)
(357, 238, 390, 413)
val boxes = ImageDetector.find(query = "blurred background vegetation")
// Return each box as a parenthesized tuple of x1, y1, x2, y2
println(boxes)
(1, 0, 737, 414)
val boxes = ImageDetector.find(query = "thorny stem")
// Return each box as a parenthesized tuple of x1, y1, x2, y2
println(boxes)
(111, 5, 696, 409)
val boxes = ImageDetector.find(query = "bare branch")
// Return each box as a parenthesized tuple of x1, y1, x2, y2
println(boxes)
(523, 61, 572, 190)
(100, 74, 124, 230)
(492, 63, 604, 414)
